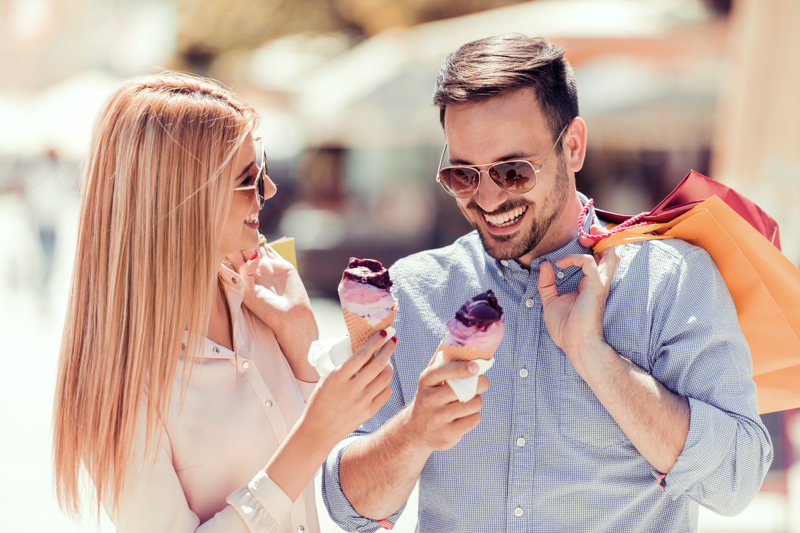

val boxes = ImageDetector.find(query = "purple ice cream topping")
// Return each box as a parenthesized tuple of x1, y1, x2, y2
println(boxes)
(342, 257, 393, 290)
(454, 289, 503, 329)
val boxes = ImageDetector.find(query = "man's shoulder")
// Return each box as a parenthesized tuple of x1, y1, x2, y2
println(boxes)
(616, 237, 716, 285)
(389, 231, 484, 290)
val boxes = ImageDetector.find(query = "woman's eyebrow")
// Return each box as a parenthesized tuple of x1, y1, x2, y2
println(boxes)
(236, 162, 255, 182)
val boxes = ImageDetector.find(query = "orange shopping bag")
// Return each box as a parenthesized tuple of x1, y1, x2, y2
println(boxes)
(589, 193, 800, 414)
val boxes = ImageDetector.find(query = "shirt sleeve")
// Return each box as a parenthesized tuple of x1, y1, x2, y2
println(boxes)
(321, 347, 410, 532)
(108, 411, 294, 532)
(648, 246, 773, 516)
(295, 378, 318, 403)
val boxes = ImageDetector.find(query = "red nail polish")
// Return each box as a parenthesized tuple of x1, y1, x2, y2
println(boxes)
(391, 336, 397, 343)
(379, 330, 388, 338)
(249, 252, 258, 261)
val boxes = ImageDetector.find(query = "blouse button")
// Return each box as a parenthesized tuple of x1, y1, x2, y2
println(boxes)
(297, 527, 305, 533)
(525, 299, 534, 308)
(514, 507, 524, 517)
(556, 271, 565, 280)
(212, 346, 220, 355)
(265, 400, 273, 408)
(231, 276, 238, 283)
(242, 361, 250, 370)
(519, 368, 529, 378)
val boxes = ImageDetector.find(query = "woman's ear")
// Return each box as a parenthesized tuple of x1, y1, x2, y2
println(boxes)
(563, 117, 587, 173)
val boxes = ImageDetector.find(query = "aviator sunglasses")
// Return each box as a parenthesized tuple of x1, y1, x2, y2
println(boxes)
(436, 121, 570, 199)
(233, 137, 269, 209)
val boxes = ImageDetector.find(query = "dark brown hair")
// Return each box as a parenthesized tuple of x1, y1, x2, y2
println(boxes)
(433, 34, 579, 148)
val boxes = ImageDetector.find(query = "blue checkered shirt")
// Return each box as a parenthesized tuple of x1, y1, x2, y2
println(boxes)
(322, 199, 773, 533)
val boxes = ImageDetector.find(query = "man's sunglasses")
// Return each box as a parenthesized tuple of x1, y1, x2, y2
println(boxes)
(233, 137, 268, 209)
(436, 121, 570, 199)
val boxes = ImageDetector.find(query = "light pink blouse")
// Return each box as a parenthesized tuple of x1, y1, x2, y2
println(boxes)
(107, 265, 320, 533)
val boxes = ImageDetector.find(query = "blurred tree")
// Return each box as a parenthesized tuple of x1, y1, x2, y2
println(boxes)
(173, 0, 533, 68)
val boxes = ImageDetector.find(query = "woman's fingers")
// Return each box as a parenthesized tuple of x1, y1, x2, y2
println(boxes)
(353, 334, 397, 386)
(339, 329, 393, 378)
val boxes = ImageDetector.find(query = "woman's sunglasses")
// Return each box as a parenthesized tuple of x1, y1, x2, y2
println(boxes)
(436, 121, 570, 199)
(233, 137, 268, 209)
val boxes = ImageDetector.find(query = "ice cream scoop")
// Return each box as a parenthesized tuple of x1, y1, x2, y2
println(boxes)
(338, 258, 398, 351)
(440, 290, 504, 362)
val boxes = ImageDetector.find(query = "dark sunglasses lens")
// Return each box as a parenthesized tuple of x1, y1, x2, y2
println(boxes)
(439, 167, 479, 198)
(489, 161, 536, 194)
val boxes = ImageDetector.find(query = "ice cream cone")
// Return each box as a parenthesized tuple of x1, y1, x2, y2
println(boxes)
(342, 306, 397, 352)
(436, 340, 496, 363)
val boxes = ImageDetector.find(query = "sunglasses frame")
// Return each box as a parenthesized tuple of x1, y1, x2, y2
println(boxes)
(233, 137, 269, 209)
(436, 121, 570, 199)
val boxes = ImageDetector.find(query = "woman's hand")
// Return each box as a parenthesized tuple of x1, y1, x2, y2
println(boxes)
(228, 242, 319, 381)
(264, 330, 395, 501)
(303, 330, 396, 446)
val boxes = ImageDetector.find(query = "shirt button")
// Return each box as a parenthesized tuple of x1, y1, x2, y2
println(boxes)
(516, 437, 526, 447)
(297, 527, 305, 533)
(231, 276, 238, 283)
(497, 271, 503, 278)
(500, 260, 509, 266)
(265, 400, 273, 408)
(519, 368, 529, 378)
(556, 271, 565, 280)
(514, 507, 524, 517)
(525, 299, 534, 308)
(242, 361, 250, 370)
(212, 346, 220, 355)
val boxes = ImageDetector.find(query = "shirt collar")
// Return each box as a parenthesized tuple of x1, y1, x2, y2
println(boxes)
(485, 192, 595, 284)
(182, 263, 246, 361)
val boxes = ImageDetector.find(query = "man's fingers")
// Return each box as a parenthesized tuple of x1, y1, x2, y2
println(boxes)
(554, 254, 598, 278)
(596, 245, 621, 286)
(537, 260, 558, 306)
(476, 375, 489, 395)
(421, 360, 479, 387)
(577, 223, 608, 248)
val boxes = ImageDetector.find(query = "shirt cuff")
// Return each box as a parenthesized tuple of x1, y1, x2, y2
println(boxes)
(226, 469, 293, 529)
(656, 397, 738, 498)
(322, 436, 407, 532)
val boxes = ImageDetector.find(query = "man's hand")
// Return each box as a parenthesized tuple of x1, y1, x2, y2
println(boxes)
(407, 354, 489, 451)
(229, 242, 319, 381)
(537, 239, 620, 380)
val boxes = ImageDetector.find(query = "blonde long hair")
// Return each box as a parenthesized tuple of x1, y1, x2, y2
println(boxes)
(52, 72, 257, 517)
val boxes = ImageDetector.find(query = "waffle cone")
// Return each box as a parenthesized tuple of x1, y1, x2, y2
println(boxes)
(342, 306, 397, 352)
(436, 340, 496, 363)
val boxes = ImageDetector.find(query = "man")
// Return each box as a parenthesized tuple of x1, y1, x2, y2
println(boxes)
(322, 34, 772, 532)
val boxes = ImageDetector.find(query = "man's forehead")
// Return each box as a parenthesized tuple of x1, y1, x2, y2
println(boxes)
(443, 90, 547, 163)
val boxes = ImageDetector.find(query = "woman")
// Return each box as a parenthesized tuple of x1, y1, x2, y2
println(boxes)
(52, 73, 395, 532)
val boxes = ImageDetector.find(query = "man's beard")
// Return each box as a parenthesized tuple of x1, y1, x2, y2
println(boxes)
(461, 157, 570, 261)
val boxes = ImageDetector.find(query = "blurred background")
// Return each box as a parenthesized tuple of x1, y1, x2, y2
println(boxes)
(1, 0, 799, 531)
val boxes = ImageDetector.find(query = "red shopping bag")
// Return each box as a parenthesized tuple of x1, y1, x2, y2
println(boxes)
(583, 171, 800, 414)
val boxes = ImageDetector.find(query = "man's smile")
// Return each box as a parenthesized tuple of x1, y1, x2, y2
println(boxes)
(483, 205, 528, 228)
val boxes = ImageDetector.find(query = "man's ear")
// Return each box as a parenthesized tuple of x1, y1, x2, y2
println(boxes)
(562, 117, 587, 173)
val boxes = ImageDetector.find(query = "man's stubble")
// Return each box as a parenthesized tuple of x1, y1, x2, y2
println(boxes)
(460, 156, 571, 261)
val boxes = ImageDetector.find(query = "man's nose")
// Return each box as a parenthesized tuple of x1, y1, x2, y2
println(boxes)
(473, 170, 508, 213)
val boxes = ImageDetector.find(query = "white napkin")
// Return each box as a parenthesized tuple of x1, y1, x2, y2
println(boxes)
(308, 326, 396, 377)
(434, 351, 494, 403)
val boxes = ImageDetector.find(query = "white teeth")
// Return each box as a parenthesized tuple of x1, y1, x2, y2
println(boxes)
(245, 216, 258, 224)
(485, 206, 527, 227)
